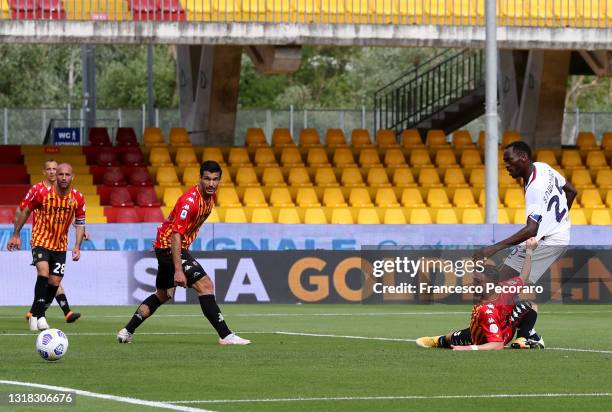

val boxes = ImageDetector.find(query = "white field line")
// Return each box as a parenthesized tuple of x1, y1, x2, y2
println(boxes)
(165, 392, 612, 404)
(0, 331, 269, 337)
(0, 380, 213, 412)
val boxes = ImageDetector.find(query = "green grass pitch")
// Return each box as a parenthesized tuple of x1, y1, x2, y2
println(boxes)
(1, 304, 611, 411)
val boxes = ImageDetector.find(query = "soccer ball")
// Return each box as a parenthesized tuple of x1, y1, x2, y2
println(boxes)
(36, 329, 69, 361)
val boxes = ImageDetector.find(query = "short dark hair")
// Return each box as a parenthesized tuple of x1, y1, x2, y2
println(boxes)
(200, 160, 222, 177)
(482, 265, 500, 284)
(504, 141, 532, 161)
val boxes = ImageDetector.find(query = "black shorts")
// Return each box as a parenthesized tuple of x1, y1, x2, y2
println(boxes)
(31, 246, 67, 277)
(154, 248, 207, 290)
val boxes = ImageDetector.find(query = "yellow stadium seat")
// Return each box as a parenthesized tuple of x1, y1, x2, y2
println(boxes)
(410, 208, 432, 224)
(288, 167, 312, 186)
(401, 188, 426, 207)
(435, 149, 457, 167)
(596, 169, 612, 187)
(460, 149, 482, 167)
(384, 208, 407, 224)
(314, 167, 339, 187)
(367, 168, 391, 187)
(66, 0, 131, 21)
(602, 132, 612, 149)
(270, 187, 295, 207)
(262, 167, 286, 187)
(202, 147, 225, 164)
(162, 187, 183, 207)
(254, 147, 278, 167)
(272, 128, 294, 147)
(228, 148, 251, 166)
(427, 188, 452, 207)
(280, 147, 304, 166)
(502, 131, 521, 146)
(418, 168, 442, 187)
(444, 168, 468, 187)
(299, 128, 321, 147)
(571, 169, 594, 188)
(469, 168, 485, 188)
(409, 149, 431, 167)
(589, 209, 611, 225)
(277, 208, 301, 224)
(217, 187, 242, 207)
(243, 187, 268, 207)
(536, 150, 558, 165)
(344, 0, 370, 23)
(182, 166, 200, 185)
(569, 208, 588, 225)
(376, 188, 400, 207)
(224, 208, 248, 223)
(207, 208, 220, 222)
(150, 147, 173, 166)
(175, 147, 198, 167)
(246, 128, 267, 147)
(219, 166, 233, 187)
(577, 131, 597, 149)
(250, 208, 274, 223)
(357, 208, 381, 224)
(606, 191, 612, 208)
(504, 188, 525, 208)
(331, 208, 354, 224)
(426, 129, 448, 147)
(585, 150, 608, 170)
(580, 189, 605, 208)
(348, 187, 373, 207)
(296, 187, 321, 207)
(513, 209, 526, 224)
(461, 208, 484, 224)
(384, 148, 407, 167)
(326, 129, 347, 147)
(392, 168, 417, 187)
(359, 148, 381, 166)
(304, 208, 328, 224)
(402, 129, 423, 148)
(143, 127, 165, 146)
(333, 148, 356, 167)
(306, 147, 330, 167)
(351, 129, 373, 147)
(497, 208, 510, 224)
(499, 169, 519, 187)
(157, 166, 180, 186)
(453, 188, 477, 207)
(561, 150, 583, 169)
(376, 129, 398, 147)
(323, 187, 347, 207)
(235, 167, 260, 187)
(169, 128, 191, 146)
(1, 0, 9, 18)
(452, 130, 474, 147)
(341, 167, 365, 187)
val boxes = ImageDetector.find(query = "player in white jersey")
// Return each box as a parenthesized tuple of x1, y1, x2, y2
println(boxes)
(474, 141, 577, 283)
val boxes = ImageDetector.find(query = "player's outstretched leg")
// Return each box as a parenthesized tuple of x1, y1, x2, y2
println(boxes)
(117, 292, 168, 343)
(55, 287, 81, 323)
(30, 275, 50, 331)
(416, 328, 471, 349)
(510, 302, 545, 349)
(192, 277, 250, 345)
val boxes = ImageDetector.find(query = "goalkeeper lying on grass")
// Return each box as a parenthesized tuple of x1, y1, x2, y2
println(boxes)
(417, 237, 545, 351)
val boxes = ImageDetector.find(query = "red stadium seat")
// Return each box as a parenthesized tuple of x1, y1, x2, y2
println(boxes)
(0, 207, 16, 224)
(89, 128, 112, 147)
(116, 128, 139, 147)
(111, 208, 141, 223)
(128, 167, 153, 186)
(140, 207, 164, 222)
(0, 166, 29, 184)
(120, 148, 146, 167)
(135, 187, 160, 207)
(0, 184, 31, 205)
(103, 167, 127, 186)
(0, 146, 23, 164)
(131, 0, 185, 21)
(96, 149, 120, 167)
(109, 187, 134, 207)
(10, 0, 65, 19)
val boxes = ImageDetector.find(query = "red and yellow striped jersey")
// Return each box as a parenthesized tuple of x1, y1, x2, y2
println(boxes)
(19, 181, 51, 228)
(154, 186, 215, 249)
(469, 303, 513, 345)
(27, 186, 86, 251)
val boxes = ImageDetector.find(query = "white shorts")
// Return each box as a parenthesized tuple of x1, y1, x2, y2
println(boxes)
(503, 230, 570, 283)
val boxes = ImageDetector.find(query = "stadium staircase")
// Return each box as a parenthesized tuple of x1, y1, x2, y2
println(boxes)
(374, 49, 485, 138)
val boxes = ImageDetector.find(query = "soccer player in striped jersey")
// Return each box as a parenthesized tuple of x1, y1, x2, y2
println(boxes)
(8, 163, 86, 331)
(416, 238, 544, 350)
(16, 159, 81, 324)
(117, 160, 250, 345)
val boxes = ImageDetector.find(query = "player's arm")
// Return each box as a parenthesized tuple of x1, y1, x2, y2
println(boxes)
(171, 232, 187, 288)
(473, 218, 539, 260)
(519, 237, 538, 283)
(562, 181, 577, 210)
(452, 341, 504, 351)
(72, 194, 87, 261)
(7, 206, 32, 251)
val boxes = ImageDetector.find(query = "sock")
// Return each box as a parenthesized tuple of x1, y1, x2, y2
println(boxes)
(32, 276, 48, 318)
(516, 308, 539, 340)
(125, 294, 162, 333)
(55, 293, 71, 316)
(438, 335, 451, 349)
(45, 284, 59, 307)
(198, 294, 231, 339)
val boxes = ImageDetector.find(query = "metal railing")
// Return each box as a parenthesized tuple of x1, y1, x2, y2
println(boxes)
(1, 0, 610, 28)
(374, 48, 485, 135)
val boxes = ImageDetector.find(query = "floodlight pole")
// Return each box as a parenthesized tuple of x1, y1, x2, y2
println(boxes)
(484, 0, 499, 224)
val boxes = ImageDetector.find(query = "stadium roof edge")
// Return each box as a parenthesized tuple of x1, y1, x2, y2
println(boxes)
(1, 22, 610, 50)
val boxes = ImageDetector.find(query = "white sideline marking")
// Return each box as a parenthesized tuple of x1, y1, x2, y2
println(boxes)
(0, 380, 213, 412)
(166, 392, 612, 404)
(0, 331, 268, 337)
